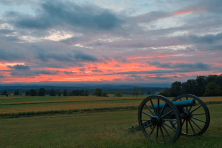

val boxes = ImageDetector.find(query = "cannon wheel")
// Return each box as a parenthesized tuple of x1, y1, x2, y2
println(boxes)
(138, 95, 182, 143)
(172, 94, 210, 136)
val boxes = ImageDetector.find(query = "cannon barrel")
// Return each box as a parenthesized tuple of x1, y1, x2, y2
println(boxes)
(152, 99, 196, 109)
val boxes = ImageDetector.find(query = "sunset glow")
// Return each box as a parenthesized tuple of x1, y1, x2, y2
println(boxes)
(0, 0, 221, 85)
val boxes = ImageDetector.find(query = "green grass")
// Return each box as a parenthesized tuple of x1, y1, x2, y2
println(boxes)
(0, 104, 221, 148)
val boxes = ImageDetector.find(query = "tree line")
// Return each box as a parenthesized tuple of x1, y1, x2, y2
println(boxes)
(24, 88, 89, 96)
(160, 74, 222, 97)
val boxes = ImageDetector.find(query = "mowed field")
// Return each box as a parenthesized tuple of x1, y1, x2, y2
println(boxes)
(0, 103, 221, 147)
(0, 95, 222, 114)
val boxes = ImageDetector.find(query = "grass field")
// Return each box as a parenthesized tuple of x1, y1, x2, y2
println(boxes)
(0, 95, 222, 115)
(0, 103, 221, 148)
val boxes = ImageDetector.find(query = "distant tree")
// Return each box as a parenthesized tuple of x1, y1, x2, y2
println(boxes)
(93, 88, 102, 96)
(38, 88, 46, 96)
(25, 90, 30, 96)
(14, 89, 19, 95)
(84, 90, 89, 96)
(1, 90, 7, 95)
(195, 76, 207, 96)
(58, 91, 61, 96)
(132, 87, 141, 97)
(29, 89, 37, 96)
(170, 81, 182, 97)
(69, 91, 73, 96)
(115, 92, 122, 97)
(102, 92, 108, 97)
(50, 89, 56, 96)
(204, 82, 222, 96)
(159, 88, 171, 97)
(63, 89, 68, 96)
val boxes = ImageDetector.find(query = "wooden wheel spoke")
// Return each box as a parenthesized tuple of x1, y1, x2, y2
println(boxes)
(143, 123, 153, 129)
(190, 105, 202, 113)
(160, 126, 165, 143)
(162, 119, 177, 122)
(188, 119, 196, 135)
(156, 126, 159, 141)
(157, 99, 159, 116)
(190, 118, 202, 130)
(162, 122, 177, 132)
(142, 111, 153, 118)
(150, 99, 157, 115)
(161, 110, 173, 119)
(149, 125, 156, 137)
(145, 104, 155, 116)
(191, 117, 206, 123)
(141, 119, 151, 121)
(159, 103, 167, 117)
(188, 106, 192, 112)
(162, 124, 173, 140)
(192, 113, 205, 115)
(186, 120, 188, 134)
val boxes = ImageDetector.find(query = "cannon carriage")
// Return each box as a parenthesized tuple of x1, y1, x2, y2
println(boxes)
(133, 94, 210, 143)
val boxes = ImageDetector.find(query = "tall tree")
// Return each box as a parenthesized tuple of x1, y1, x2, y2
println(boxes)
(204, 82, 222, 96)
(38, 88, 46, 96)
(115, 92, 122, 97)
(195, 76, 207, 96)
(58, 91, 61, 96)
(50, 89, 56, 96)
(14, 89, 19, 95)
(30, 89, 37, 96)
(93, 88, 102, 96)
(63, 89, 68, 96)
(1, 90, 7, 95)
(132, 87, 141, 97)
(170, 81, 182, 97)
(159, 88, 171, 97)
(25, 90, 30, 96)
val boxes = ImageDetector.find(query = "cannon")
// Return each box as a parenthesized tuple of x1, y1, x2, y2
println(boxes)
(128, 94, 210, 144)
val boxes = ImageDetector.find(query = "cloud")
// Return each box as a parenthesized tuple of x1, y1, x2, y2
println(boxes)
(36, 52, 73, 62)
(36, 50, 98, 62)
(5, 1, 123, 31)
(10, 70, 59, 76)
(0, 29, 15, 34)
(0, 48, 25, 61)
(183, 32, 222, 44)
(73, 51, 98, 62)
(0, 75, 4, 78)
(92, 70, 103, 72)
(79, 68, 85, 72)
(7, 64, 30, 70)
(148, 62, 211, 70)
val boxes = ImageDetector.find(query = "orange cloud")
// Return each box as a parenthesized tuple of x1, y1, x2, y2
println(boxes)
(174, 10, 192, 15)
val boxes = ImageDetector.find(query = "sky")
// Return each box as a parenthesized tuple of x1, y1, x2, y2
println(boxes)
(0, 0, 222, 86)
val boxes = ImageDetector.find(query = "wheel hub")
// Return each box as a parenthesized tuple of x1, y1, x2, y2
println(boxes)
(151, 116, 162, 126)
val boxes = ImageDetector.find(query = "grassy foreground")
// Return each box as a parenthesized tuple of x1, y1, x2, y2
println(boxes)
(0, 104, 221, 148)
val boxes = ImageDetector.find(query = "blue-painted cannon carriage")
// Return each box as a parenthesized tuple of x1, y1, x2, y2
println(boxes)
(137, 94, 210, 143)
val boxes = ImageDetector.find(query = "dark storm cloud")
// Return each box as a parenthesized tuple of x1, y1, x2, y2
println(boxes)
(5, 1, 123, 30)
(0, 48, 25, 61)
(148, 61, 211, 70)
(7, 64, 30, 70)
